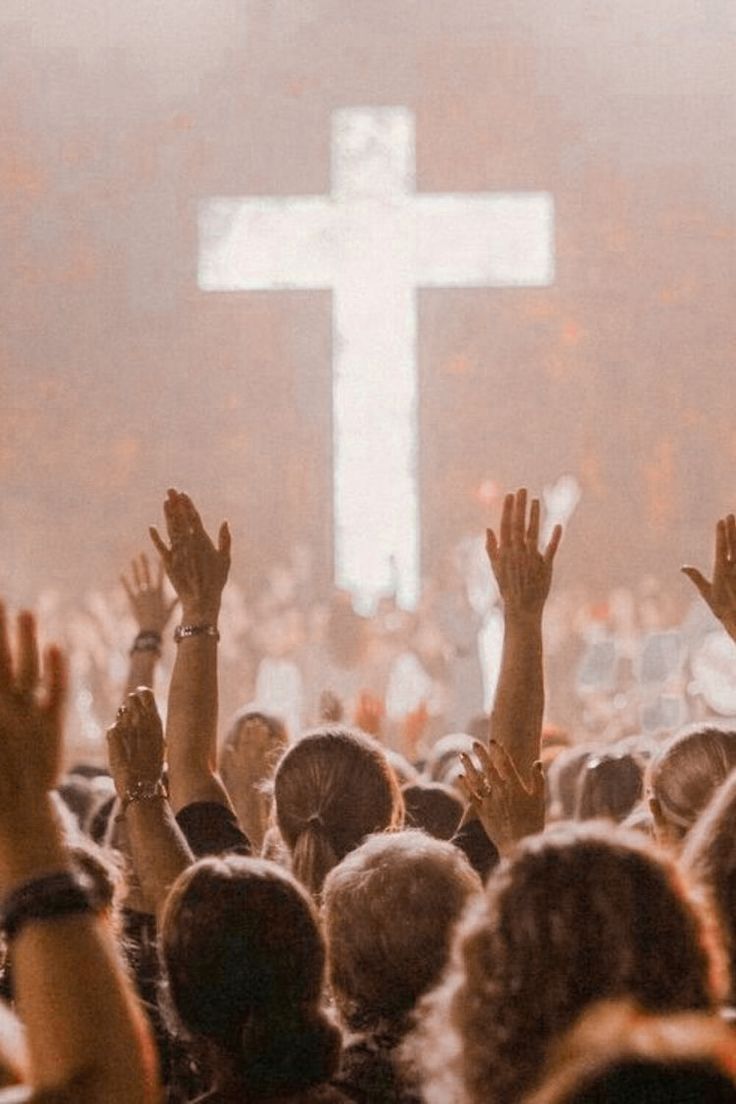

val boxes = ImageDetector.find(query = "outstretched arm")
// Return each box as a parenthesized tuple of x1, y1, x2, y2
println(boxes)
(108, 688, 193, 924)
(121, 553, 178, 698)
(0, 606, 158, 1103)
(683, 514, 736, 642)
(486, 489, 562, 782)
(150, 488, 232, 813)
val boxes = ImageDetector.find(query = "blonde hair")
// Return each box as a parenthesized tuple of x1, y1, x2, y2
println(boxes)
(323, 829, 480, 1032)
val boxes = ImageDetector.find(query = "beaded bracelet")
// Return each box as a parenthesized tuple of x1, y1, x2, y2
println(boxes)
(1, 871, 95, 942)
(173, 623, 220, 644)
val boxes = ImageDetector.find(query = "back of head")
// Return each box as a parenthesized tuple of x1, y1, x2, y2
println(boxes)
(408, 823, 722, 1104)
(274, 726, 404, 897)
(523, 1002, 736, 1104)
(648, 726, 736, 841)
(547, 744, 599, 821)
(219, 710, 289, 851)
(684, 768, 736, 1000)
(323, 829, 480, 1033)
(161, 856, 341, 1098)
(575, 753, 643, 823)
(402, 781, 464, 840)
(425, 733, 475, 786)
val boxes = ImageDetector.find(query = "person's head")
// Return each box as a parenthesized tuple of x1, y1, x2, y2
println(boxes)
(575, 752, 643, 823)
(408, 822, 724, 1104)
(219, 710, 289, 852)
(273, 726, 404, 898)
(648, 726, 736, 846)
(522, 1002, 736, 1104)
(402, 782, 464, 840)
(684, 768, 736, 1002)
(424, 733, 475, 790)
(384, 749, 420, 787)
(546, 744, 599, 821)
(160, 855, 341, 1098)
(323, 830, 480, 1035)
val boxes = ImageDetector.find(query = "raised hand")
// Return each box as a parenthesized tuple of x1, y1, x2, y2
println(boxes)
(458, 739, 545, 855)
(0, 604, 66, 813)
(107, 688, 166, 802)
(149, 488, 231, 623)
(486, 488, 562, 621)
(683, 515, 736, 641)
(402, 700, 429, 762)
(354, 690, 385, 738)
(319, 689, 344, 724)
(121, 552, 178, 635)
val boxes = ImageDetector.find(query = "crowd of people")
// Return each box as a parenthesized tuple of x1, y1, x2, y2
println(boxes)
(3, 486, 736, 1101)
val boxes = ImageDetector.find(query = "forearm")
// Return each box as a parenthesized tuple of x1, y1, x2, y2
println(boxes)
(490, 614, 544, 781)
(166, 634, 231, 812)
(124, 798, 193, 923)
(125, 651, 158, 698)
(0, 809, 158, 1101)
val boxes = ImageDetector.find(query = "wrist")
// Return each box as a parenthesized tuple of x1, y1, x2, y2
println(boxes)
(503, 608, 544, 630)
(0, 802, 69, 890)
(181, 603, 220, 624)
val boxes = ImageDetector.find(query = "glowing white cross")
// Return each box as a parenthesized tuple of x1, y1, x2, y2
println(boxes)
(199, 107, 554, 610)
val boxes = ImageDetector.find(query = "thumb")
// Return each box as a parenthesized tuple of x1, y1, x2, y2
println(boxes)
(218, 521, 232, 558)
(681, 566, 712, 604)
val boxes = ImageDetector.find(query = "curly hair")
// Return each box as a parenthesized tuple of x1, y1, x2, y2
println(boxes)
(160, 855, 341, 1099)
(406, 823, 725, 1104)
(273, 726, 404, 898)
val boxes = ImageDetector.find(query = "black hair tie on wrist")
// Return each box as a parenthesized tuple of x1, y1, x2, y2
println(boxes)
(1, 871, 96, 941)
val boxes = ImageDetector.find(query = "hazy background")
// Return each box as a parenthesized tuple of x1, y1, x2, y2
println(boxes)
(2, 0, 735, 606)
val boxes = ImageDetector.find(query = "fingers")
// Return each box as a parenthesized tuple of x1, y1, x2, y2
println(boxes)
(485, 739, 513, 783)
(681, 566, 712, 603)
(149, 526, 170, 560)
(179, 492, 207, 539)
(140, 553, 152, 589)
(727, 515, 736, 564)
(131, 557, 142, 591)
(512, 488, 527, 548)
(120, 573, 135, 604)
(164, 489, 188, 543)
(218, 521, 232, 559)
(16, 611, 39, 696)
(499, 493, 514, 548)
(0, 603, 12, 686)
(459, 751, 485, 796)
(715, 518, 728, 576)
(485, 528, 500, 571)
(457, 772, 480, 807)
(544, 523, 563, 567)
(527, 498, 540, 550)
(41, 645, 67, 725)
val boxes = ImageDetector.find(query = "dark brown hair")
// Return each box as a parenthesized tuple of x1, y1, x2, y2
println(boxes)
(160, 855, 341, 1099)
